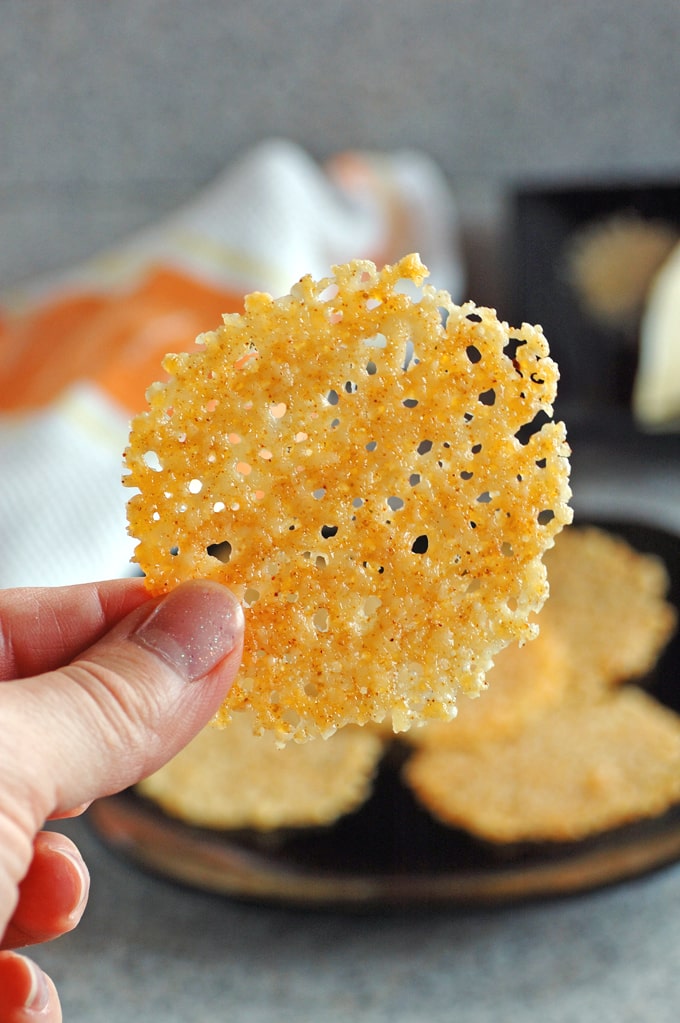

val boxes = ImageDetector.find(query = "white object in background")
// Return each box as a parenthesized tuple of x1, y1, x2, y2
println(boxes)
(633, 241, 680, 430)
(0, 385, 133, 588)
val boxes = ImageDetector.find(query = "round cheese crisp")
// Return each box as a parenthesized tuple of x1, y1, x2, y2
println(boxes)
(137, 717, 384, 832)
(404, 621, 570, 751)
(124, 254, 572, 743)
(541, 525, 677, 693)
(404, 686, 680, 844)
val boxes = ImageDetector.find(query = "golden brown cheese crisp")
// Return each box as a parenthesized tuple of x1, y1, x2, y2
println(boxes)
(404, 687, 680, 844)
(404, 621, 570, 751)
(137, 717, 384, 831)
(564, 213, 678, 329)
(541, 525, 677, 693)
(124, 254, 572, 743)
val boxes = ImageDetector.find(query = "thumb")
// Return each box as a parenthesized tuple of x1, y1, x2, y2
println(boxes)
(1, 580, 244, 821)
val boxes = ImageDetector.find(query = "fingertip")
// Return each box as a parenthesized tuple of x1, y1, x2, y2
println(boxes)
(47, 802, 92, 821)
(0, 951, 61, 1021)
(3, 833, 90, 949)
(39, 833, 90, 931)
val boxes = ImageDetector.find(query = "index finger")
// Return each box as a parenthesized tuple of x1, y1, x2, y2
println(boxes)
(0, 578, 150, 680)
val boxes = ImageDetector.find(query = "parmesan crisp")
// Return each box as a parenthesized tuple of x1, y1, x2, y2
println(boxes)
(124, 254, 571, 743)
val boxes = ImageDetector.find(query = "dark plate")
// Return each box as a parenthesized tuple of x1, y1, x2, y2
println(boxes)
(510, 180, 680, 420)
(89, 517, 680, 909)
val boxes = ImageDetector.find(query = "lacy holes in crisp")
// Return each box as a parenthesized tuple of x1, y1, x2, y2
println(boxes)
(207, 541, 232, 564)
(504, 337, 527, 364)
(318, 283, 339, 303)
(313, 608, 330, 632)
(143, 450, 162, 471)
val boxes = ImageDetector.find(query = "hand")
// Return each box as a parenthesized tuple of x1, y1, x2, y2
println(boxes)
(0, 578, 244, 1022)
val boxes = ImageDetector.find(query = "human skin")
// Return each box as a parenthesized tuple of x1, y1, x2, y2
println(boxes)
(0, 578, 244, 1022)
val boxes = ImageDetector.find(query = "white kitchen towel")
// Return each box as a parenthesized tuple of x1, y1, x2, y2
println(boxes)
(0, 139, 463, 587)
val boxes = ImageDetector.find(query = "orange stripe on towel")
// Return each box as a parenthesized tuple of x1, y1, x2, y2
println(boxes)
(0, 266, 245, 415)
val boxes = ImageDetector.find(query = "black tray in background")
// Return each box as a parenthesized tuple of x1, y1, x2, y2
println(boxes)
(89, 516, 680, 910)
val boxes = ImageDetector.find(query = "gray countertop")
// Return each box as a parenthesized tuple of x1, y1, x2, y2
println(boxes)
(39, 812, 680, 1023)
(34, 432, 680, 1022)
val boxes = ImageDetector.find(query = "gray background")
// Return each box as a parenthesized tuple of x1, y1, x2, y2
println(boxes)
(4, 3, 680, 1021)
(2, 0, 679, 302)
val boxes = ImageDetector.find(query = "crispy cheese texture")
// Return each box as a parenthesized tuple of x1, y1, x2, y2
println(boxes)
(541, 525, 678, 693)
(402, 526, 680, 843)
(404, 687, 680, 844)
(403, 621, 570, 751)
(138, 717, 384, 831)
(124, 254, 571, 743)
